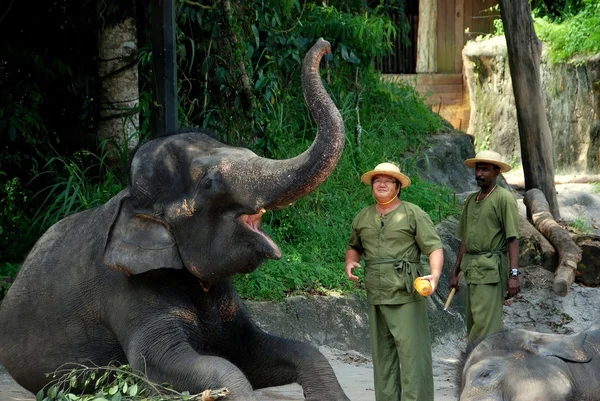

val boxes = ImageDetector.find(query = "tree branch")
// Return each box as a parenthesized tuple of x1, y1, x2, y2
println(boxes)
(524, 188, 582, 296)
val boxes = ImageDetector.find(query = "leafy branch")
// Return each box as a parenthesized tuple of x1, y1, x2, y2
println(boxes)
(36, 363, 230, 401)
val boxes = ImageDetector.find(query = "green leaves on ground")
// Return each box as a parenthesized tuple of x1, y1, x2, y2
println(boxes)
(35, 364, 208, 401)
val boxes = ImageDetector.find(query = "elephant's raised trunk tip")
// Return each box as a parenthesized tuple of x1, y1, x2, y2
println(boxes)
(239, 37, 345, 210)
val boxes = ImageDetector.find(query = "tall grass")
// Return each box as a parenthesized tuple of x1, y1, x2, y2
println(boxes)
(31, 146, 124, 231)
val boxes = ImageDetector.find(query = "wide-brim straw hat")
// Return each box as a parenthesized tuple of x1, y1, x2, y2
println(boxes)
(360, 162, 411, 188)
(464, 150, 511, 173)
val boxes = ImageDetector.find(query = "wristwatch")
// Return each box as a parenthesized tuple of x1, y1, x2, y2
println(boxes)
(509, 268, 520, 278)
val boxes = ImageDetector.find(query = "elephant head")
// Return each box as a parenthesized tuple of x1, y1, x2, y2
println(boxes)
(103, 38, 344, 283)
(458, 325, 600, 401)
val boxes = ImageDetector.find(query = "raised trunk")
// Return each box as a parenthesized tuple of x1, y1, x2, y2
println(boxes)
(231, 38, 345, 209)
(524, 189, 582, 296)
(499, 0, 560, 218)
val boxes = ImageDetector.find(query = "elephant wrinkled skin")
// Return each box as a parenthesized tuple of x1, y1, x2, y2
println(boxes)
(0, 39, 349, 401)
(458, 324, 600, 401)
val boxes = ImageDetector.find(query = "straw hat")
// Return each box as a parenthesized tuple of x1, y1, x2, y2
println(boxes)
(464, 150, 511, 173)
(360, 162, 411, 188)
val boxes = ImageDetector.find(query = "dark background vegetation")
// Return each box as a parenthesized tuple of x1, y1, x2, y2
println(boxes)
(0, 0, 596, 301)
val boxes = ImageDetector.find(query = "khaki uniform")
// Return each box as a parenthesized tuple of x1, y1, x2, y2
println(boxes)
(348, 202, 442, 401)
(457, 185, 519, 341)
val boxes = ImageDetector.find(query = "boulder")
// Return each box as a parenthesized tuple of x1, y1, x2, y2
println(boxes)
(573, 234, 600, 286)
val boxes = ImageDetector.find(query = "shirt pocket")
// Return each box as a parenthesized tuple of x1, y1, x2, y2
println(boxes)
(463, 254, 501, 284)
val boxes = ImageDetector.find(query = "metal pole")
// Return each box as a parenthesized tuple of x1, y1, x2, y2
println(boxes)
(151, 0, 178, 136)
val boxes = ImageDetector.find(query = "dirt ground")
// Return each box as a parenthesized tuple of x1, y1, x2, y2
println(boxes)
(0, 343, 460, 401)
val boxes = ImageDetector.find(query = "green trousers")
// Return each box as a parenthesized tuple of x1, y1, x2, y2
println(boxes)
(367, 300, 433, 401)
(466, 282, 504, 342)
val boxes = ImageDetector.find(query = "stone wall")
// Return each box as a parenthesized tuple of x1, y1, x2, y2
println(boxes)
(463, 36, 600, 174)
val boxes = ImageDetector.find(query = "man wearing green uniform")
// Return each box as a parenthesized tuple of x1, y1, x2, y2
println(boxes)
(345, 162, 444, 401)
(449, 150, 521, 342)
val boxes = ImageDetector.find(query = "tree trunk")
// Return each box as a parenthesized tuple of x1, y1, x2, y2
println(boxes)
(416, 0, 437, 73)
(524, 189, 582, 296)
(499, 0, 560, 219)
(97, 17, 140, 164)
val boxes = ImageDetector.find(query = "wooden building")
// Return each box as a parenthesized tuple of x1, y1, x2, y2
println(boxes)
(376, 0, 499, 130)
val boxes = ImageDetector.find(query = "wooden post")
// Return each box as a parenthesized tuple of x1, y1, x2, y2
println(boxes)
(454, 0, 464, 73)
(416, 0, 437, 73)
(151, 0, 178, 136)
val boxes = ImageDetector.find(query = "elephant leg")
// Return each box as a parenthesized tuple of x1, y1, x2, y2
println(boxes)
(127, 342, 258, 401)
(233, 331, 350, 401)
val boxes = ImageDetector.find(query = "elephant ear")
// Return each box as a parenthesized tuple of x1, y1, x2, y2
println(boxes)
(522, 330, 591, 363)
(104, 197, 183, 275)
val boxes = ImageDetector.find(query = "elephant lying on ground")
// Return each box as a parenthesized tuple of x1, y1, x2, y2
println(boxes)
(458, 324, 600, 401)
(0, 38, 349, 401)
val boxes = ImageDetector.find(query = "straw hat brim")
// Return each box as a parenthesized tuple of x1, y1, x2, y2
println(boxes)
(464, 157, 511, 173)
(361, 171, 411, 188)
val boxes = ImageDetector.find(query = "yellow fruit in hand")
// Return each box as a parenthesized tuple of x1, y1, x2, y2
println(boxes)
(414, 277, 432, 296)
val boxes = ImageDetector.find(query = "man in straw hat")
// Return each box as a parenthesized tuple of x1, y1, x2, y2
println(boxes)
(449, 150, 520, 342)
(345, 162, 444, 401)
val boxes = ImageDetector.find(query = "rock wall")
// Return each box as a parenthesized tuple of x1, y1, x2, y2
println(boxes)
(463, 36, 600, 174)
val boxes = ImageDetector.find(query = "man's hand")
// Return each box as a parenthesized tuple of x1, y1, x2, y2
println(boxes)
(507, 277, 521, 298)
(345, 261, 361, 281)
(420, 274, 440, 293)
(449, 269, 461, 292)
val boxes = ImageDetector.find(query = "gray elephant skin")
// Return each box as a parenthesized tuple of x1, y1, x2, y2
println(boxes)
(0, 39, 349, 401)
(458, 324, 600, 401)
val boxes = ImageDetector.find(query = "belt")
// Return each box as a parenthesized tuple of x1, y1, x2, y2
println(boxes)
(366, 258, 421, 293)
(467, 249, 506, 256)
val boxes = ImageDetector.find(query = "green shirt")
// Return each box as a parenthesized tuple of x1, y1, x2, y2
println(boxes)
(457, 185, 520, 286)
(348, 201, 443, 305)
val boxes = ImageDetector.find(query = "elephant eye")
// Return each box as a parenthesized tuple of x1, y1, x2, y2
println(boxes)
(472, 367, 499, 386)
(203, 179, 213, 189)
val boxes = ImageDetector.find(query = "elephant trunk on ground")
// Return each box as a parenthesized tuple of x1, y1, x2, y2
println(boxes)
(227, 38, 345, 210)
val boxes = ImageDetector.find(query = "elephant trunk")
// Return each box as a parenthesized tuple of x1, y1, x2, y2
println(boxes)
(227, 38, 345, 210)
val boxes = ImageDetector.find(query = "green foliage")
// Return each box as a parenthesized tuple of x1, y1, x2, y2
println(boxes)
(0, 177, 33, 261)
(534, 0, 600, 63)
(30, 147, 124, 232)
(566, 215, 595, 234)
(35, 363, 212, 401)
(532, 0, 586, 22)
(473, 5, 504, 41)
(0, 263, 20, 299)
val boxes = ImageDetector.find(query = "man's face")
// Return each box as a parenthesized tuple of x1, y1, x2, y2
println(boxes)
(371, 174, 399, 200)
(475, 162, 500, 188)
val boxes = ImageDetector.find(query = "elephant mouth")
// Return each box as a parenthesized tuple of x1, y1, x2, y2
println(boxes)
(239, 208, 282, 259)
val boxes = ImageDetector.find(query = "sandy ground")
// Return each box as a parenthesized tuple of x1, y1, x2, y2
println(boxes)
(1, 180, 598, 401)
(0, 343, 460, 401)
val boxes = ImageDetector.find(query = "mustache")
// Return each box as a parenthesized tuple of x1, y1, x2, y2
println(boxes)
(476, 178, 485, 182)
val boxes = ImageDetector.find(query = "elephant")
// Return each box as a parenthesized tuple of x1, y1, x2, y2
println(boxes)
(458, 324, 600, 401)
(0, 38, 349, 401)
